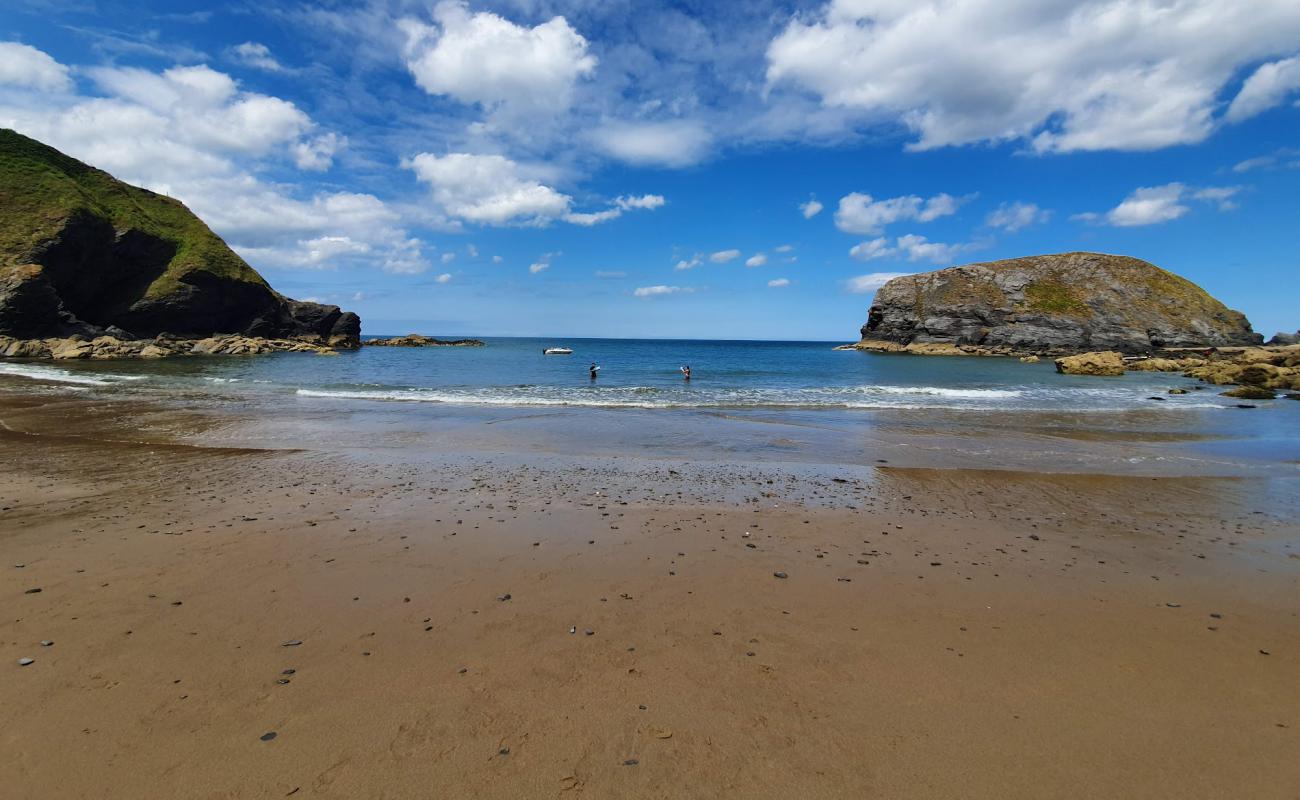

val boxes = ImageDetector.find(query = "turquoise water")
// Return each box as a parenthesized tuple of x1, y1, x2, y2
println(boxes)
(2, 337, 1298, 476)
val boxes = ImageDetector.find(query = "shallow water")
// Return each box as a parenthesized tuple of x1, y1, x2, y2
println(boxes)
(2, 337, 1298, 477)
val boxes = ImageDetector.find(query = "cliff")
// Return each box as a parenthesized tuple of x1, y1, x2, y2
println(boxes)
(857, 252, 1260, 354)
(0, 129, 359, 346)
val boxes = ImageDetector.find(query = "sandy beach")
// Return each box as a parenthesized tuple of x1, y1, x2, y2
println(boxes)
(2, 389, 1298, 799)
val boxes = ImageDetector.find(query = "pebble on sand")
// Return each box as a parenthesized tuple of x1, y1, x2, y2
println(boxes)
(260, 732, 277, 742)
(773, 571, 788, 579)
(18, 657, 34, 666)
(281, 639, 303, 647)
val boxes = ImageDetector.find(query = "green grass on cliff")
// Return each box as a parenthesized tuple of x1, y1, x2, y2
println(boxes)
(1023, 279, 1090, 315)
(0, 128, 269, 298)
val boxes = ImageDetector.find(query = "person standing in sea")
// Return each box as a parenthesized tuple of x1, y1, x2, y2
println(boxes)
(589, 362, 600, 380)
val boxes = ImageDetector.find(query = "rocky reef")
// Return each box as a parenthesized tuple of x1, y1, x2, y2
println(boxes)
(1054, 345, 1300, 400)
(365, 334, 485, 347)
(856, 252, 1261, 355)
(0, 129, 360, 349)
(0, 333, 341, 360)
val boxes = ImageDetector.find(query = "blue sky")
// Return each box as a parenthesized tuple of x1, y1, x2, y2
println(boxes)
(1, 0, 1297, 339)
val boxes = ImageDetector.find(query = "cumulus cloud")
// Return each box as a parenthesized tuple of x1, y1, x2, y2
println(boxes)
(0, 42, 72, 91)
(0, 48, 426, 273)
(774, 244, 795, 253)
(849, 235, 976, 264)
(529, 261, 550, 274)
(634, 284, 693, 298)
(766, 0, 1300, 153)
(986, 201, 1050, 233)
(590, 120, 712, 167)
(849, 237, 894, 261)
(799, 199, 823, 219)
(834, 191, 964, 235)
(400, 1, 595, 121)
(767, 278, 790, 288)
(745, 253, 767, 267)
(1226, 57, 1300, 123)
(405, 152, 571, 226)
(435, 272, 452, 283)
(674, 256, 702, 271)
(1077, 183, 1241, 227)
(846, 272, 912, 294)
(710, 249, 741, 263)
(230, 42, 284, 72)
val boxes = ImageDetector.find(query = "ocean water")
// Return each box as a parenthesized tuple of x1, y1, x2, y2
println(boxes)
(2, 337, 1298, 477)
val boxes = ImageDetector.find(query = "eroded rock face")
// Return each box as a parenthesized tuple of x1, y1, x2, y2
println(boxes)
(364, 334, 485, 347)
(857, 252, 1261, 354)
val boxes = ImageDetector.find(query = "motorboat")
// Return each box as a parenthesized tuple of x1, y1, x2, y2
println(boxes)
(543, 347, 573, 355)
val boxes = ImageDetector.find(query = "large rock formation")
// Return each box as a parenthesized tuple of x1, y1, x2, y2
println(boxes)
(857, 252, 1260, 355)
(0, 129, 360, 346)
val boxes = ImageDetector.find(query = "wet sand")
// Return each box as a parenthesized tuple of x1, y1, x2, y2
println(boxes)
(2, 392, 1299, 798)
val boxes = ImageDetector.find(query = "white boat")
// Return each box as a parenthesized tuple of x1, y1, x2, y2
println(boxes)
(543, 347, 573, 355)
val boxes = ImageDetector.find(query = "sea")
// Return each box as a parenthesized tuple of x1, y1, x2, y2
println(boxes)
(2, 336, 1299, 479)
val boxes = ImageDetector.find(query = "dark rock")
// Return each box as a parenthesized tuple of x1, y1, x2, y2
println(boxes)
(773, 571, 788, 579)
(259, 732, 277, 742)
(1267, 331, 1299, 345)
(364, 333, 485, 347)
(856, 252, 1261, 354)
(1222, 386, 1276, 400)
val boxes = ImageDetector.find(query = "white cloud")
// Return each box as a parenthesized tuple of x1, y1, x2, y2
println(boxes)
(894, 234, 969, 263)
(767, 278, 790, 288)
(986, 201, 1050, 233)
(441, 252, 456, 264)
(230, 42, 284, 72)
(634, 285, 693, 298)
(563, 193, 666, 226)
(529, 262, 550, 274)
(1191, 186, 1241, 211)
(595, 270, 627, 278)
(745, 253, 767, 267)
(834, 191, 963, 235)
(710, 249, 741, 263)
(400, 1, 595, 121)
(1077, 183, 1226, 226)
(849, 237, 894, 261)
(435, 272, 453, 283)
(590, 120, 713, 167)
(800, 199, 823, 219)
(674, 256, 702, 271)
(466, 244, 479, 258)
(492, 255, 503, 264)
(774, 244, 795, 253)
(292, 132, 345, 171)
(767, 1, 1300, 153)
(1227, 57, 1300, 122)
(405, 152, 571, 226)
(0, 42, 72, 92)
(846, 272, 912, 294)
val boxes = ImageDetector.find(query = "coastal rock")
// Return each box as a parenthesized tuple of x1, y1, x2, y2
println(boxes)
(1054, 351, 1126, 376)
(856, 252, 1261, 355)
(1221, 386, 1277, 400)
(1267, 331, 1299, 345)
(365, 334, 486, 347)
(1018, 355, 1040, 363)
(0, 129, 360, 344)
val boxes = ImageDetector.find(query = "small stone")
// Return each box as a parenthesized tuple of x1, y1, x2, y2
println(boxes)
(1209, 613, 1222, 619)
(1166, 603, 1181, 608)
(24, 587, 42, 594)
(281, 639, 303, 647)
(623, 759, 639, 766)
(260, 732, 277, 742)
(499, 747, 510, 756)
(458, 667, 468, 674)
(584, 629, 594, 636)
(281, 669, 296, 675)
(18, 657, 34, 666)
(773, 571, 788, 579)
(40, 640, 53, 647)
(1259, 649, 1271, 655)
(497, 593, 512, 601)
(275, 679, 291, 685)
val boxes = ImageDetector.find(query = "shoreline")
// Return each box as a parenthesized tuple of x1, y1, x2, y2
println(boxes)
(2, 387, 1299, 798)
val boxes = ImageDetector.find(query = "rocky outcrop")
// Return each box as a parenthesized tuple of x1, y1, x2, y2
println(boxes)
(365, 334, 485, 347)
(1054, 351, 1126, 376)
(1268, 331, 1300, 345)
(856, 252, 1261, 355)
(1111, 345, 1300, 397)
(0, 129, 360, 347)
(0, 333, 340, 360)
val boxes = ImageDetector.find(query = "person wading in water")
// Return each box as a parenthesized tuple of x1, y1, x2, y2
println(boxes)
(680, 365, 691, 381)
(589, 362, 601, 381)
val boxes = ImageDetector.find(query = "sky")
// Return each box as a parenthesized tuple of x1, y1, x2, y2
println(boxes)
(1, 0, 1297, 340)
